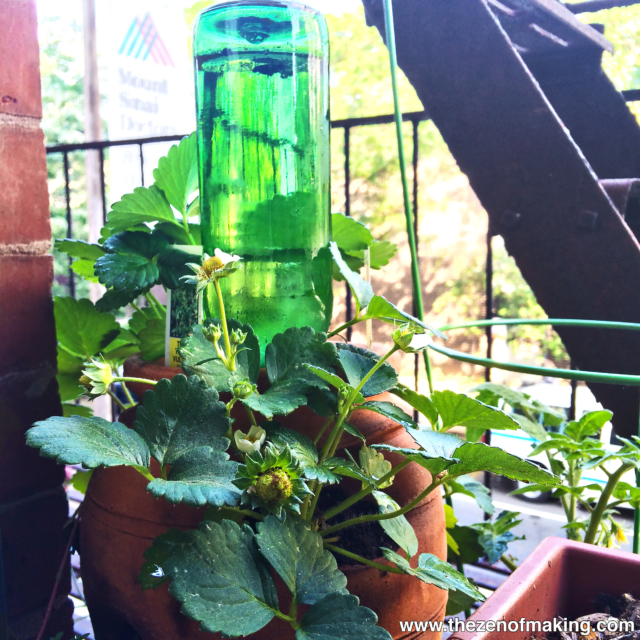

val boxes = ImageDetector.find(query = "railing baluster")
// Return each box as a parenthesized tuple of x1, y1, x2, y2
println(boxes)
(99, 147, 107, 225)
(412, 119, 420, 414)
(139, 143, 145, 187)
(344, 126, 353, 342)
(63, 151, 75, 299)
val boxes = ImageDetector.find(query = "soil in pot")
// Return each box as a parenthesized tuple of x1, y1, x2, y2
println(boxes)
(79, 357, 448, 640)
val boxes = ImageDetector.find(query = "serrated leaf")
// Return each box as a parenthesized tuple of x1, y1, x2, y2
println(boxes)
(336, 343, 397, 397)
(179, 319, 260, 391)
(446, 588, 480, 616)
(139, 318, 165, 362)
(163, 520, 278, 636)
(256, 515, 347, 605)
(133, 375, 229, 466)
(152, 133, 198, 215)
(62, 403, 93, 418)
(264, 424, 318, 467)
(304, 365, 365, 404)
(332, 213, 373, 252)
(304, 462, 342, 484)
(328, 458, 375, 486)
(473, 510, 522, 564)
(431, 390, 519, 432)
(391, 385, 438, 426)
(106, 185, 177, 235)
(365, 295, 444, 338)
(329, 241, 373, 311)
(56, 347, 85, 402)
(448, 476, 494, 515)
(360, 446, 393, 488)
(383, 549, 484, 600)
(139, 529, 184, 590)
(447, 525, 484, 565)
(266, 327, 337, 389)
(372, 443, 459, 476)
(361, 401, 417, 429)
(513, 413, 549, 442)
(342, 422, 365, 442)
(95, 287, 141, 313)
(55, 238, 105, 260)
(565, 410, 612, 442)
(296, 593, 391, 640)
(27, 415, 150, 469)
(368, 240, 397, 268)
(70, 259, 99, 282)
(243, 380, 309, 420)
(69, 468, 93, 494)
(372, 491, 418, 558)
(147, 446, 240, 507)
(54, 296, 120, 359)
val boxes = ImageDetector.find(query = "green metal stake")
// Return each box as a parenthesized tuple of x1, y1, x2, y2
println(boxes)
(381, 0, 434, 394)
(635, 399, 640, 554)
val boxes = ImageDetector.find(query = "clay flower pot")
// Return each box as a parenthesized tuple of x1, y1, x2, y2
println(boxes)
(80, 356, 448, 640)
(450, 537, 640, 640)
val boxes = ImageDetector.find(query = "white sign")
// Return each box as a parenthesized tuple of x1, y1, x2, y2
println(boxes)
(99, 0, 196, 202)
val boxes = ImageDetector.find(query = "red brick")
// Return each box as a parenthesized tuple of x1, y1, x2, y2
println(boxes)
(0, 0, 42, 118)
(0, 255, 57, 374)
(0, 126, 50, 245)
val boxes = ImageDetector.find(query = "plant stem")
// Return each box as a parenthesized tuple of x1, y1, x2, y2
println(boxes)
(321, 478, 440, 537)
(327, 317, 360, 339)
(35, 514, 81, 640)
(134, 466, 156, 482)
(324, 543, 404, 574)
(181, 214, 196, 245)
(145, 292, 162, 319)
(500, 554, 518, 572)
(120, 380, 135, 407)
(131, 301, 147, 316)
(584, 463, 634, 544)
(245, 405, 258, 428)
(382, 0, 433, 394)
(214, 280, 234, 371)
(322, 460, 411, 520)
(226, 397, 238, 419)
(161, 465, 168, 481)
(149, 291, 165, 313)
(107, 389, 127, 412)
(114, 376, 158, 386)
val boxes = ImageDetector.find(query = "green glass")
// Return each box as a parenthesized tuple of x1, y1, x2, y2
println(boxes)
(193, 0, 332, 362)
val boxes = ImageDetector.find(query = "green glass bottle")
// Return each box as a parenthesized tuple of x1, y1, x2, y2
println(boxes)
(193, 0, 332, 362)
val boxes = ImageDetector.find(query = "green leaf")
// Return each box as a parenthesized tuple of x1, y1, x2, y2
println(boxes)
(391, 385, 438, 426)
(512, 413, 549, 442)
(62, 403, 93, 418)
(139, 528, 184, 590)
(446, 589, 480, 616)
(329, 458, 376, 487)
(179, 319, 260, 392)
(243, 380, 309, 420)
(372, 491, 418, 558)
(27, 415, 150, 469)
(54, 296, 120, 359)
(266, 327, 337, 389)
(329, 241, 373, 311)
(55, 238, 105, 260)
(152, 133, 198, 215)
(342, 422, 365, 442)
(382, 549, 484, 601)
(365, 295, 444, 338)
(368, 240, 397, 268)
(296, 593, 392, 640)
(360, 446, 393, 488)
(139, 318, 165, 362)
(70, 259, 99, 282)
(147, 446, 240, 507)
(304, 365, 365, 404)
(106, 185, 177, 235)
(447, 476, 494, 515)
(372, 443, 459, 477)
(256, 515, 347, 605)
(69, 469, 93, 494)
(447, 525, 484, 565)
(133, 375, 230, 465)
(565, 410, 613, 442)
(56, 347, 85, 402)
(336, 343, 397, 397)
(361, 401, 417, 430)
(473, 511, 523, 564)
(163, 520, 279, 636)
(332, 213, 373, 252)
(95, 287, 140, 313)
(431, 390, 519, 432)
(264, 424, 318, 468)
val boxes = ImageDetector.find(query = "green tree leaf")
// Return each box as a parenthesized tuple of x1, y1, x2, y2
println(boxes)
(139, 529, 184, 590)
(106, 185, 177, 235)
(360, 401, 417, 430)
(55, 238, 105, 260)
(372, 491, 418, 558)
(152, 133, 198, 215)
(133, 374, 230, 466)
(431, 390, 519, 432)
(147, 446, 240, 507)
(54, 296, 120, 359)
(391, 385, 438, 426)
(472, 511, 523, 564)
(382, 549, 484, 601)
(447, 525, 484, 565)
(447, 476, 494, 515)
(256, 515, 347, 605)
(179, 319, 260, 392)
(27, 415, 150, 470)
(329, 241, 373, 311)
(332, 212, 373, 252)
(163, 520, 279, 636)
(336, 343, 397, 397)
(296, 593, 392, 640)
(565, 410, 613, 442)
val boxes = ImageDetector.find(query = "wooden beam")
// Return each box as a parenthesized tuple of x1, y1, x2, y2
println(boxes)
(566, 0, 640, 14)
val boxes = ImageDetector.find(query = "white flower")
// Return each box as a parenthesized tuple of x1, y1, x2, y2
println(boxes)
(234, 425, 266, 454)
(181, 249, 243, 294)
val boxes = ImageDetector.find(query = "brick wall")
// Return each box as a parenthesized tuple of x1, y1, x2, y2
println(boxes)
(0, 1, 73, 638)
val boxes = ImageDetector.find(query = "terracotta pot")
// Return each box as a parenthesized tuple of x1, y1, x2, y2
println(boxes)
(450, 537, 640, 640)
(80, 357, 447, 640)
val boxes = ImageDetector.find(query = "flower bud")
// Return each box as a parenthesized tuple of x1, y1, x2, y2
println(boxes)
(231, 329, 247, 346)
(233, 380, 255, 400)
(204, 324, 223, 345)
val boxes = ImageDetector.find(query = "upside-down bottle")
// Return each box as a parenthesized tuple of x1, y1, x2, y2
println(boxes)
(193, 0, 332, 362)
